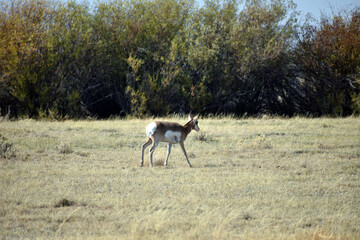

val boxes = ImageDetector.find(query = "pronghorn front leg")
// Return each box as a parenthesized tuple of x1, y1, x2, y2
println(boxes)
(179, 141, 192, 168)
(164, 143, 172, 167)
(141, 138, 152, 167)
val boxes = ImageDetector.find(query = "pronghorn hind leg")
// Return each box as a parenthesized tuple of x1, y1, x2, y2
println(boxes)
(149, 137, 159, 167)
(141, 138, 152, 167)
(164, 143, 172, 167)
(179, 141, 192, 168)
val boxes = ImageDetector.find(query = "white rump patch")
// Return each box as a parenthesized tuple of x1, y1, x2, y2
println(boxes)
(164, 130, 182, 144)
(146, 122, 157, 138)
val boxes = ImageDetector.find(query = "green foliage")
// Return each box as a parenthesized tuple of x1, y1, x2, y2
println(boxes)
(0, 0, 359, 118)
(351, 92, 360, 114)
(296, 8, 360, 115)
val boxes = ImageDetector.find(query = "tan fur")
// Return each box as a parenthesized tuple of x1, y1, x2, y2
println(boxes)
(141, 114, 199, 167)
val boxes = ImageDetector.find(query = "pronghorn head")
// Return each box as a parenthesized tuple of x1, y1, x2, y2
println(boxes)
(188, 114, 200, 132)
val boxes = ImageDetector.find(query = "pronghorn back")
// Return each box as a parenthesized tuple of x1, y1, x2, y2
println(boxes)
(146, 121, 186, 143)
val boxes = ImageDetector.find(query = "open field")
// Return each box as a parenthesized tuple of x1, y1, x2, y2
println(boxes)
(0, 116, 359, 239)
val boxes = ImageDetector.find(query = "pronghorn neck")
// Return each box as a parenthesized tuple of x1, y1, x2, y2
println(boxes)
(183, 121, 193, 136)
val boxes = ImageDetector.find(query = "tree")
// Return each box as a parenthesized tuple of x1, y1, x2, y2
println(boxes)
(0, 0, 54, 116)
(296, 8, 360, 115)
(123, 0, 192, 116)
(229, 0, 303, 115)
(1, 0, 358, 118)
(182, 0, 302, 115)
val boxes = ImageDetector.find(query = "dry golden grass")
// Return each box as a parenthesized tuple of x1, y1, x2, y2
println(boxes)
(0, 116, 359, 239)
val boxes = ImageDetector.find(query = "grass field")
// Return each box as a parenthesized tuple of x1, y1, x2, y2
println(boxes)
(0, 116, 359, 239)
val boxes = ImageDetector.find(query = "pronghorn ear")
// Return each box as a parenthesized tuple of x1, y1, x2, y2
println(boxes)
(194, 114, 199, 120)
(188, 113, 193, 121)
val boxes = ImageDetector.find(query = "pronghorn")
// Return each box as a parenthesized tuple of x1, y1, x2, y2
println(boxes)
(141, 114, 200, 167)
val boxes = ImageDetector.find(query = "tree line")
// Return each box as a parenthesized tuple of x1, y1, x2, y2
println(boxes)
(0, 0, 359, 118)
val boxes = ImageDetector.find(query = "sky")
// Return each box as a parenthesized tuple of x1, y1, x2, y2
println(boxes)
(292, 0, 359, 20)
(4, 0, 357, 21)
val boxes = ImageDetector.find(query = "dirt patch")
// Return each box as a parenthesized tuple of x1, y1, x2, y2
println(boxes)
(54, 199, 76, 208)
